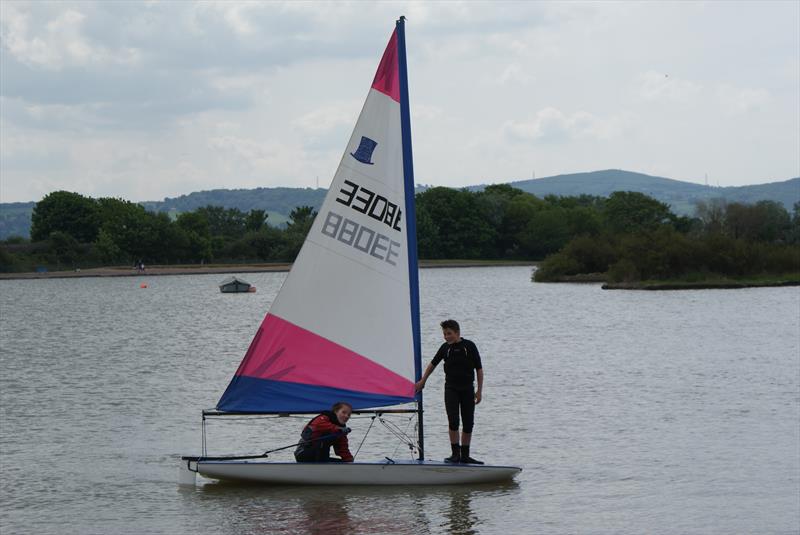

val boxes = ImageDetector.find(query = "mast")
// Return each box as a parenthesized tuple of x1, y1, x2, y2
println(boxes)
(395, 16, 423, 461)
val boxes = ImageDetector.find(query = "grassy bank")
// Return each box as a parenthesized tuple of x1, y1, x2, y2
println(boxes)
(533, 270, 800, 289)
(0, 259, 536, 280)
(602, 274, 800, 290)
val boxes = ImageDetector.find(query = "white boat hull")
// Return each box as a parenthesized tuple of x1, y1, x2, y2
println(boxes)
(189, 459, 521, 485)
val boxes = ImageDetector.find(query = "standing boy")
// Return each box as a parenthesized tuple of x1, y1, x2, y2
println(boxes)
(415, 319, 484, 464)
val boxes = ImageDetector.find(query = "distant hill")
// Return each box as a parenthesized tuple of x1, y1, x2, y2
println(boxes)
(0, 188, 328, 240)
(478, 170, 800, 216)
(2, 171, 797, 239)
(140, 186, 327, 218)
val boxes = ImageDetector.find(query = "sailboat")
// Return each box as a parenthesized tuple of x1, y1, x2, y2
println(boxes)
(180, 17, 521, 486)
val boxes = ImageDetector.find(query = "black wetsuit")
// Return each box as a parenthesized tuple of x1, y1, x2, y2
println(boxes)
(430, 339, 482, 433)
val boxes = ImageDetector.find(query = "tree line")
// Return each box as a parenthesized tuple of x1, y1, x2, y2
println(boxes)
(532, 196, 800, 283)
(415, 185, 798, 282)
(1, 187, 798, 281)
(0, 192, 315, 271)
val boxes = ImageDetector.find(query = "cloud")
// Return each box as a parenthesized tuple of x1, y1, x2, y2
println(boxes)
(412, 104, 443, 122)
(497, 63, 535, 85)
(0, 58, 253, 130)
(292, 102, 360, 137)
(716, 84, 770, 115)
(1, 95, 120, 132)
(0, 120, 71, 172)
(199, 2, 259, 36)
(1, 4, 139, 70)
(637, 71, 771, 115)
(1, 1, 797, 203)
(504, 107, 631, 144)
(637, 70, 702, 102)
(207, 135, 309, 179)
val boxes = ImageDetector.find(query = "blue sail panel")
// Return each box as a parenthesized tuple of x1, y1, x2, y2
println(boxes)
(218, 375, 415, 413)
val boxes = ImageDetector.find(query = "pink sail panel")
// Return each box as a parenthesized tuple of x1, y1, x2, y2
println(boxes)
(235, 313, 415, 398)
(371, 30, 400, 102)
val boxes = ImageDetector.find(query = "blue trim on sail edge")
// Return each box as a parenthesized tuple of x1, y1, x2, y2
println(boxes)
(396, 16, 425, 460)
(396, 18, 421, 388)
(217, 375, 415, 413)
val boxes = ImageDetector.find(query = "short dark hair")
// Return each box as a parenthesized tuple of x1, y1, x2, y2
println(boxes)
(332, 401, 353, 412)
(440, 319, 460, 333)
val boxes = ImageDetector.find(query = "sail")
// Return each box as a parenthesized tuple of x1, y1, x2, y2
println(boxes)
(217, 25, 418, 413)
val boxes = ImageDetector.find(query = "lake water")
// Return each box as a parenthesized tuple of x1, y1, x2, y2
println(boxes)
(1, 266, 798, 534)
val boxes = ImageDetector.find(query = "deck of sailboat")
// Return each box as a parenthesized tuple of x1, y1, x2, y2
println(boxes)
(188, 458, 521, 485)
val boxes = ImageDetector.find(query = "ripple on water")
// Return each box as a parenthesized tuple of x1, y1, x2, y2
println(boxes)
(1, 269, 798, 534)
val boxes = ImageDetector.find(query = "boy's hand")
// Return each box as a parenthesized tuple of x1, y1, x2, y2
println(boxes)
(475, 390, 482, 405)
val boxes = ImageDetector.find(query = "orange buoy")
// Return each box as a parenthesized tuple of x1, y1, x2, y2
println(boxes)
(140, 282, 148, 288)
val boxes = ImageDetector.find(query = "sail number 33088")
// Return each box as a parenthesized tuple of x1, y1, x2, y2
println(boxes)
(321, 211, 401, 266)
(318, 179, 404, 266)
(335, 179, 402, 232)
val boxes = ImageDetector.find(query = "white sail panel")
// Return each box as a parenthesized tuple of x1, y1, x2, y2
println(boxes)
(216, 28, 416, 413)
(270, 87, 413, 382)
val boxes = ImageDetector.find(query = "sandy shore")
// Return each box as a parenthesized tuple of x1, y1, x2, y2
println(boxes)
(0, 260, 536, 280)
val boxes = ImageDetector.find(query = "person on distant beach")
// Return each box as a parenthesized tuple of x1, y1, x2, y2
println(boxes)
(415, 319, 484, 464)
(294, 401, 354, 462)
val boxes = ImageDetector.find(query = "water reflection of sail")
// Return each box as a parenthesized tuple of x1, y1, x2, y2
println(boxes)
(302, 498, 355, 535)
(297, 490, 421, 535)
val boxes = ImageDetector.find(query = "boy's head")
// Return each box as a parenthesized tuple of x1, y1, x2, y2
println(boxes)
(440, 319, 460, 333)
(440, 319, 461, 344)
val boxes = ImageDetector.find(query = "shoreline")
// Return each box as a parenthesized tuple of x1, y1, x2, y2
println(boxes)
(601, 280, 800, 290)
(0, 260, 536, 280)
(536, 273, 800, 289)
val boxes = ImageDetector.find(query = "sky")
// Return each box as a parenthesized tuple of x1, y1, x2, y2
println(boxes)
(1, 1, 798, 203)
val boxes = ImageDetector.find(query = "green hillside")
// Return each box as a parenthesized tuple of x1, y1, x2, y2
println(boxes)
(496, 170, 799, 215)
(2, 171, 797, 239)
(0, 188, 325, 240)
(140, 187, 327, 216)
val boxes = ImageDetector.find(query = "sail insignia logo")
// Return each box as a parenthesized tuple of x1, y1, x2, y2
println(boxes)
(351, 136, 377, 165)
